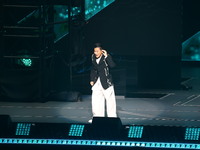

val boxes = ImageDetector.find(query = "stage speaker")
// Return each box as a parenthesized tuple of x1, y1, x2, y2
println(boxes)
(91, 117, 122, 139)
(0, 115, 12, 137)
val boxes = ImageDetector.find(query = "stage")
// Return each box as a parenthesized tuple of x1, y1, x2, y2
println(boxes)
(1, 0, 200, 149)
(0, 65, 200, 127)
(0, 62, 200, 150)
(0, 94, 200, 127)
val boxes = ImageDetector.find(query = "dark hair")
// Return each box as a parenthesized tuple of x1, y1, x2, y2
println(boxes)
(94, 43, 103, 50)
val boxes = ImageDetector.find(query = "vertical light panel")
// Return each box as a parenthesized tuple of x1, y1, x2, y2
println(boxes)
(68, 124, 85, 137)
(128, 126, 144, 138)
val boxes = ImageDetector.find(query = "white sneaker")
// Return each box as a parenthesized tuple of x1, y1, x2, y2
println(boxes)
(88, 119, 92, 123)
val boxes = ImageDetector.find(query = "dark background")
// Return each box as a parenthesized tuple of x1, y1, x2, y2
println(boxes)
(84, 0, 182, 57)
(1, 0, 200, 100)
(78, 0, 183, 91)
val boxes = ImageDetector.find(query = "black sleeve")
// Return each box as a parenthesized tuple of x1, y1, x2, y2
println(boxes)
(105, 54, 116, 68)
(90, 65, 97, 82)
(90, 54, 97, 82)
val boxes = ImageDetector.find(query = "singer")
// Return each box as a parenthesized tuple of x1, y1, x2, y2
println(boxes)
(89, 43, 117, 123)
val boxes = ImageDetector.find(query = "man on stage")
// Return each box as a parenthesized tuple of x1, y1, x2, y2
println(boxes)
(89, 43, 117, 123)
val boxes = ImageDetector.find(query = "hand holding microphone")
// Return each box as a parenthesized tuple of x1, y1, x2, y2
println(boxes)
(102, 50, 108, 57)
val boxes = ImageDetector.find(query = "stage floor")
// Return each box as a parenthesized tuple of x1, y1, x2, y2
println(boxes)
(0, 65, 200, 127)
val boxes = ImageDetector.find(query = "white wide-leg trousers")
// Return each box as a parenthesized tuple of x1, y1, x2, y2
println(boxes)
(91, 78, 117, 117)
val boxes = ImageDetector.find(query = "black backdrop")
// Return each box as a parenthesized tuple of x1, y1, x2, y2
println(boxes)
(83, 0, 182, 89)
(84, 0, 182, 56)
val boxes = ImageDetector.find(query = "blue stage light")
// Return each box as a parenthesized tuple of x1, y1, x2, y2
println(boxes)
(15, 123, 32, 136)
(128, 126, 144, 138)
(185, 127, 200, 141)
(0, 138, 200, 149)
(68, 124, 85, 137)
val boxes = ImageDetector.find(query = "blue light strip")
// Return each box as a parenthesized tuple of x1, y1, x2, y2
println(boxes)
(0, 138, 200, 149)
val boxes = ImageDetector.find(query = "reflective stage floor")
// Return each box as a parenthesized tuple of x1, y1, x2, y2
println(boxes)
(0, 65, 200, 127)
